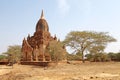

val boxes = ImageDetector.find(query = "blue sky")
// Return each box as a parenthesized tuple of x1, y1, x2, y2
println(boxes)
(0, 0, 120, 53)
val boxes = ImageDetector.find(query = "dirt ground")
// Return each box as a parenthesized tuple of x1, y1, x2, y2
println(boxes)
(0, 62, 120, 80)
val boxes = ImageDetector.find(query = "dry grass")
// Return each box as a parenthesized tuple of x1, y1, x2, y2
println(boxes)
(0, 62, 120, 80)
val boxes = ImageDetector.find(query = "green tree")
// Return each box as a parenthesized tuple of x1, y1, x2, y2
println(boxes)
(108, 52, 117, 61)
(64, 31, 116, 63)
(2, 45, 21, 62)
(85, 54, 93, 61)
(85, 53, 110, 62)
(47, 40, 66, 63)
(116, 52, 120, 61)
(67, 53, 82, 61)
(0, 55, 7, 61)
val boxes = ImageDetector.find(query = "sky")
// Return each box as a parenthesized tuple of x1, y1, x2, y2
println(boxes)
(0, 0, 120, 54)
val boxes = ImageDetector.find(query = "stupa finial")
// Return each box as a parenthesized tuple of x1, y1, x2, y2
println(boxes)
(40, 9, 44, 19)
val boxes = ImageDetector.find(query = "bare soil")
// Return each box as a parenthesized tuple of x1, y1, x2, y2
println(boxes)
(0, 62, 120, 80)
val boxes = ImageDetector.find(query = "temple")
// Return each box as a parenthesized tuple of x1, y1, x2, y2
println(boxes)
(21, 10, 59, 62)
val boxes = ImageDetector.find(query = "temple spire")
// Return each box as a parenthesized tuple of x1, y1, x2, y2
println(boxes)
(40, 10, 44, 19)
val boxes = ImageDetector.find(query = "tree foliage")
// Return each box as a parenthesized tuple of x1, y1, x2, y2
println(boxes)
(64, 31, 116, 63)
(47, 40, 66, 63)
(2, 45, 21, 62)
(108, 52, 120, 61)
(107, 52, 117, 61)
(116, 53, 120, 61)
(67, 53, 82, 61)
(85, 52, 120, 62)
(85, 53, 111, 62)
(0, 55, 7, 61)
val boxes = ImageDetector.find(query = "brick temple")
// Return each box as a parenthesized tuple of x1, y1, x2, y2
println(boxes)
(21, 10, 59, 62)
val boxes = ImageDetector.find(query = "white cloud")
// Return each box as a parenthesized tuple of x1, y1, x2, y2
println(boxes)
(57, 0, 70, 15)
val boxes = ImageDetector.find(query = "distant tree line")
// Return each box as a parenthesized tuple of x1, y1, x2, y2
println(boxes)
(0, 48, 120, 63)
(0, 31, 120, 63)
(66, 52, 120, 62)
(85, 52, 120, 62)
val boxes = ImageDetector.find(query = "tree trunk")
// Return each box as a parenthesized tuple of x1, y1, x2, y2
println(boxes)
(82, 51, 85, 63)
